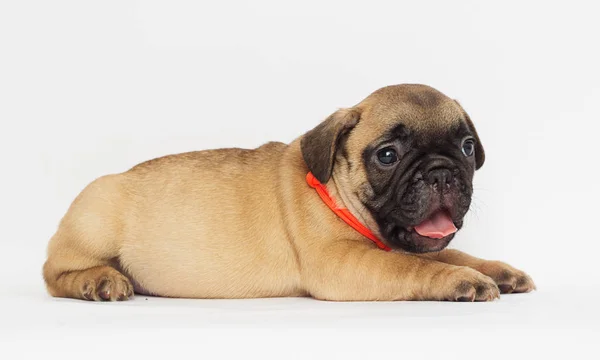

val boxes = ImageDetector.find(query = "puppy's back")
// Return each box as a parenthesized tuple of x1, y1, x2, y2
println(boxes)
(45, 142, 305, 299)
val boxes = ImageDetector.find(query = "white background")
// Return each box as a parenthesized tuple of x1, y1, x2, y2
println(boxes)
(1, 0, 598, 359)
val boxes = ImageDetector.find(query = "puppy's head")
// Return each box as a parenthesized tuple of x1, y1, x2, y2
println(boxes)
(301, 84, 484, 253)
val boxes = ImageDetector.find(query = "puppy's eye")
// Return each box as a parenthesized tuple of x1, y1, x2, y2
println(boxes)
(462, 139, 475, 157)
(377, 147, 398, 165)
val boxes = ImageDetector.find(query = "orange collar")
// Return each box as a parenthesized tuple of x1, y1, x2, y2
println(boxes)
(306, 172, 392, 251)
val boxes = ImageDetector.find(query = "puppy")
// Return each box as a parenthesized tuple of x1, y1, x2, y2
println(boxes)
(43, 84, 535, 302)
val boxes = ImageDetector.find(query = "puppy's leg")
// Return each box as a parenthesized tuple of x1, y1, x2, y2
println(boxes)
(44, 260, 133, 301)
(302, 242, 500, 301)
(419, 249, 535, 294)
(43, 175, 134, 301)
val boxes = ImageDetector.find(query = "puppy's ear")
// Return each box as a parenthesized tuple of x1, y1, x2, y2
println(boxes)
(301, 108, 361, 183)
(455, 101, 485, 169)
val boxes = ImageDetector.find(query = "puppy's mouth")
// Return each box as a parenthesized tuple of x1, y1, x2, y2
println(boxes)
(413, 210, 457, 239)
(389, 210, 459, 253)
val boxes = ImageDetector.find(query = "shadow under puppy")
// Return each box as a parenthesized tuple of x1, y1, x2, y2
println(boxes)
(43, 84, 535, 301)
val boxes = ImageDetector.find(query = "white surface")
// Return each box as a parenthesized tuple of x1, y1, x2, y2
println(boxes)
(1, 287, 598, 358)
(1, 0, 599, 358)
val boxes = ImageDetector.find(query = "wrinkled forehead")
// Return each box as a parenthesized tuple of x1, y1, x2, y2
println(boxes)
(348, 93, 465, 151)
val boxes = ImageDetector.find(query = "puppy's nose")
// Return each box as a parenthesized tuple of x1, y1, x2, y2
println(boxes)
(427, 168, 453, 187)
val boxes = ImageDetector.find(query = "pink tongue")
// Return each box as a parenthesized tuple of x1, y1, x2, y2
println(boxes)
(414, 211, 457, 239)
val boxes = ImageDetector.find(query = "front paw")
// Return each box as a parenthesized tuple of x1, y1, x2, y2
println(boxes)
(476, 261, 536, 294)
(443, 267, 500, 302)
